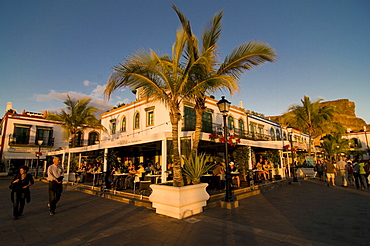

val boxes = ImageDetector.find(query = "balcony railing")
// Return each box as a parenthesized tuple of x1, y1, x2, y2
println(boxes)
(8, 134, 54, 147)
(208, 124, 276, 141)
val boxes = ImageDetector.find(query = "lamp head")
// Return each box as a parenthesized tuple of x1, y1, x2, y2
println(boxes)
(217, 96, 231, 115)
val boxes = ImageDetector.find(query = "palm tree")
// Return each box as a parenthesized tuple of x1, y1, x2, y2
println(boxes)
(281, 95, 336, 156)
(104, 6, 276, 186)
(104, 27, 191, 186)
(47, 95, 103, 148)
(322, 133, 349, 162)
(172, 5, 277, 155)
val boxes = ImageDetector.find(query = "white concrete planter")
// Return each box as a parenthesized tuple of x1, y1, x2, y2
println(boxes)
(149, 183, 209, 219)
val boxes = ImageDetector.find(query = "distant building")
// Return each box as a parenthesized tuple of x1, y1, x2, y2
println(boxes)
(342, 127, 370, 160)
(0, 103, 69, 175)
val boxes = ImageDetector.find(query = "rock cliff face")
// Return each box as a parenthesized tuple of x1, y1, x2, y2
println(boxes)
(321, 99, 367, 132)
(268, 99, 368, 132)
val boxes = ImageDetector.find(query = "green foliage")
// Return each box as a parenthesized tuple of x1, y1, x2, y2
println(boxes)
(232, 146, 250, 170)
(266, 149, 281, 168)
(96, 150, 118, 167)
(112, 102, 126, 110)
(322, 133, 349, 161)
(172, 4, 276, 155)
(280, 95, 336, 155)
(46, 95, 104, 147)
(182, 153, 214, 185)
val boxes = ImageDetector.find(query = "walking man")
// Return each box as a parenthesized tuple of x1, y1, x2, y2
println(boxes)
(47, 156, 64, 215)
(325, 159, 336, 187)
(336, 156, 348, 187)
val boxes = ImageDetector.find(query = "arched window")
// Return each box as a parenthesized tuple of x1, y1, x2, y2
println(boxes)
(228, 116, 234, 130)
(134, 112, 140, 129)
(75, 131, 83, 147)
(88, 131, 99, 145)
(110, 119, 116, 135)
(276, 129, 281, 141)
(202, 112, 212, 133)
(121, 116, 126, 132)
(238, 119, 244, 136)
(270, 128, 276, 141)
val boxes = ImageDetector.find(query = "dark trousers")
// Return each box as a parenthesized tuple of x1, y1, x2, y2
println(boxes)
(49, 182, 61, 212)
(359, 174, 368, 189)
(354, 173, 360, 189)
(12, 191, 25, 218)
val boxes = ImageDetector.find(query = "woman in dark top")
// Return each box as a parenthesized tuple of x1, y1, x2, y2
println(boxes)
(10, 166, 34, 220)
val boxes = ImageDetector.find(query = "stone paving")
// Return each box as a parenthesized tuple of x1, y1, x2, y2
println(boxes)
(1, 175, 370, 246)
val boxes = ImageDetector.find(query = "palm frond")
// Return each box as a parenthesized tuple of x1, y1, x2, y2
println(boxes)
(218, 41, 277, 79)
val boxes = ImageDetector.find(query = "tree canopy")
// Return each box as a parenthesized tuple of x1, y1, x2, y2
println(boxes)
(47, 95, 103, 147)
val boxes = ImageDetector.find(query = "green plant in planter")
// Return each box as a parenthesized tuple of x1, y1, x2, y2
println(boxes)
(182, 153, 214, 185)
(266, 149, 281, 176)
(266, 150, 280, 168)
(232, 146, 250, 182)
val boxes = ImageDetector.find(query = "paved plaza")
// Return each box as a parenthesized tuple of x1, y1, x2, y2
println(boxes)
(1, 176, 370, 246)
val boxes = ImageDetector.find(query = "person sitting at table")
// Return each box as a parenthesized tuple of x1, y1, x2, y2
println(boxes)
(145, 164, 151, 174)
(155, 162, 161, 173)
(136, 163, 146, 181)
(212, 162, 225, 190)
(229, 162, 240, 188)
(256, 159, 264, 181)
(124, 164, 137, 190)
(167, 163, 173, 180)
(262, 159, 271, 181)
(213, 162, 225, 178)
(149, 163, 157, 174)
(79, 163, 87, 183)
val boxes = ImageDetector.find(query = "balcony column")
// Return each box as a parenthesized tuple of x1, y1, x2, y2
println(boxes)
(66, 151, 71, 182)
(161, 138, 167, 183)
(61, 151, 66, 170)
(103, 148, 108, 172)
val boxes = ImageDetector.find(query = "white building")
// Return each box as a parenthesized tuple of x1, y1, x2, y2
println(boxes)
(0, 103, 69, 176)
(47, 96, 312, 181)
(343, 127, 370, 160)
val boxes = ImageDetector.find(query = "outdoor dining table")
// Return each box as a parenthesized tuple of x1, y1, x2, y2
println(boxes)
(113, 173, 128, 190)
(145, 174, 161, 184)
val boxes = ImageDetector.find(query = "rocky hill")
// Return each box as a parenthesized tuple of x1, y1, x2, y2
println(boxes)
(268, 99, 368, 132)
(320, 99, 367, 132)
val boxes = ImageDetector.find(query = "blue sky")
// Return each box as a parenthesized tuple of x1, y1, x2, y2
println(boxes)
(1, 0, 369, 123)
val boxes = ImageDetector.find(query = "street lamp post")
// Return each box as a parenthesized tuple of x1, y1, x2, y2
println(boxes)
(217, 96, 235, 202)
(35, 140, 43, 178)
(288, 128, 298, 182)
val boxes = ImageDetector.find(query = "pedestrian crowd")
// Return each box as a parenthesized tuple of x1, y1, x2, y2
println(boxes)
(315, 156, 370, 190)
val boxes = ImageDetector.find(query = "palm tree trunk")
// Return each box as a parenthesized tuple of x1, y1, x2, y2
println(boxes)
(308, 136, 312, 156)
(191, 106, 205, 155)
(191, 98, 206, 155)
(170, 111, 184, 187)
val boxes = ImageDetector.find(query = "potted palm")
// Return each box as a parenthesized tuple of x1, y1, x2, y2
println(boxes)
(232, 146, 250, 186)
(149, 153, 214, 219)
(266, 150, 282, 180)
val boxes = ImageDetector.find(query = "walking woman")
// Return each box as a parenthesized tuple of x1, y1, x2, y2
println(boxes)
(10, 166, 34, 220)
